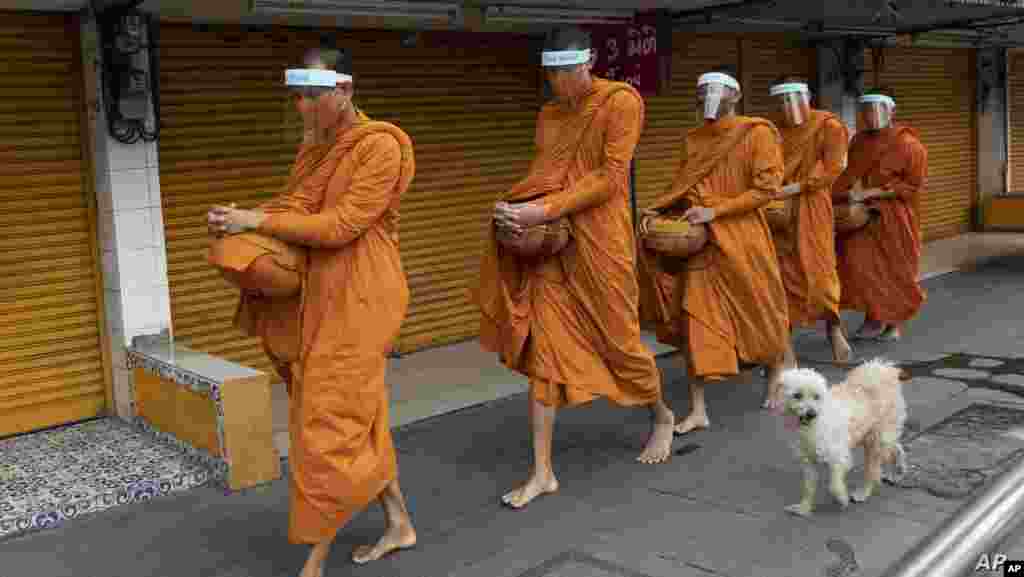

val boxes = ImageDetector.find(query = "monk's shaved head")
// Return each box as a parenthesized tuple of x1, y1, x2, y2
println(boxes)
(709, 64, 739, 80)
(862, 85, 894, 98)
(773, 74, 808, 86)
(304, 35, 352, 76)
(543, 25, 592, 53)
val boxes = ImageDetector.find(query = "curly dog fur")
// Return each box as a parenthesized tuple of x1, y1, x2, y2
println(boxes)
(779, 358, 908, 517)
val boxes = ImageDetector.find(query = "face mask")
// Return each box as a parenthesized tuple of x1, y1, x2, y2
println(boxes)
(702, 83, 725, 121)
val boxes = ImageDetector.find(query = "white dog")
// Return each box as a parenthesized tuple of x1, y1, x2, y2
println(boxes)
(779, 358, 908, 517)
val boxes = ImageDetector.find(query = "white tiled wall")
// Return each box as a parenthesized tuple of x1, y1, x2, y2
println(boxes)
(83, 16, 170, 419)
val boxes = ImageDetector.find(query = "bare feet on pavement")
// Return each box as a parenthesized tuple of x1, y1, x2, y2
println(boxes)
(638, 404, 675, 464)
(352, 523, 417, 565)
(674, 413, 710, 436)
(501, 472, 559, 509)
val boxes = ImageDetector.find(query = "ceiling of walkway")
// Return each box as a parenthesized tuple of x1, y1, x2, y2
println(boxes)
(5, 0, 1024, 45)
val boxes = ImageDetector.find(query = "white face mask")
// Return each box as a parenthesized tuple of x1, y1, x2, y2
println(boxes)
(779, 91, 809, 126)
(702, 83, 725, 120)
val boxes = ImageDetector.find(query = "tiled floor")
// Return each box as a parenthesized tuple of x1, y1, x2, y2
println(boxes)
(0, 418, 214, 540)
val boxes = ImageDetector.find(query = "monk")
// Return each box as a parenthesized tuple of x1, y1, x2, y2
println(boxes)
(207, 44, 417, 577)
(469, 25, 676, 510)
(764, 75, 853, 405)
(638, 66, 791, 433)
(832, 87, 927, 341)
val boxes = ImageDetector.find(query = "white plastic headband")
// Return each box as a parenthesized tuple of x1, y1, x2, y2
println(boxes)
(697, 72, 740, 90)
(858, 93, 895, 109)
(285, 68, 353, 87)
(769, 82, 809, 96)
(541, 49, 591, 67)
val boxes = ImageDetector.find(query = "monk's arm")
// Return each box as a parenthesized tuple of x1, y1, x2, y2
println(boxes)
(831, 134, 863, 202)
(257, 144, 324, 215)
(258, 134, 400, 248)
(541, 91, 642, 219)
(712, 125, 783, 218)
(804, 118, 849, 193)
(879, 134, 927, 202)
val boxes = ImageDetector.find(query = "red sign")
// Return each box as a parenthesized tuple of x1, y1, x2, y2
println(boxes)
(587, 11, 659, 96)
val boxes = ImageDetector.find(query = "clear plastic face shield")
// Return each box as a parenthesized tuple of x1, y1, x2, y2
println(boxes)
(541, 48, 591, 103)
(770, 82, 810, 127)
(285, 68, 349, 144)
(857, 94, 895, 132)
(696, 72, 740, 122)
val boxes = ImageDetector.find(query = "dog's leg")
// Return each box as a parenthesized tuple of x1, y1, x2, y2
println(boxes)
(829, 462, 851, 509)
(853, 441, 883, 502)
(786, 462, 818, 517)
(882, 443, 907, 485)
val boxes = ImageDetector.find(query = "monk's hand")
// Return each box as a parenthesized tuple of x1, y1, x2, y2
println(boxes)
(682, 206, 715, 224)
(208, 205, 266, 236)
(494, 201, 546, 229)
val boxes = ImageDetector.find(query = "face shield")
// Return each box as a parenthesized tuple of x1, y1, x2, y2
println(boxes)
(857, 94, 895, 132)
(285, 68, 348, 144)
(769, 82, 810, 127)
(697, 72, 740, 122)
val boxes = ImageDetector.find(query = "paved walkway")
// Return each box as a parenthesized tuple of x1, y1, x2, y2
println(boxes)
(3, 253, 1024, 577)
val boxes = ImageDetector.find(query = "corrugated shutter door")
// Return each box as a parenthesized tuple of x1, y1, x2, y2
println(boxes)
(160, 26, 539, 364)
(634, 33, 739, 209)
(741, 34, 815, 125)
(0, 13, 107, 436)
(355, 33, 539, 352)
(1009, 50, 1024, 194)
(863, 46, 976, 241)
(159, 24, 305, 375)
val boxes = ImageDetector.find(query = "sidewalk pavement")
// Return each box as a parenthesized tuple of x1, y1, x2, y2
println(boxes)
(3, 253, 1024, 577)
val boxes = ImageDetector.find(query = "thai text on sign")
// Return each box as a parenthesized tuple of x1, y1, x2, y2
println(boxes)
(587, 11, 659, 96)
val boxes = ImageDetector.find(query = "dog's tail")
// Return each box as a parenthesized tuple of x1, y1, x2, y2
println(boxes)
(845, 357, 905, 392)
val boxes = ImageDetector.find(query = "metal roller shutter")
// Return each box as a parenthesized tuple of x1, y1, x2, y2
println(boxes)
(0, 13, 108, 437)
(1008, 49, 1024, 194)
(740, 33, 815, 125)
(634, 33, 739, 210)
(159, 25, 540, 364)
(863, 46, 976, 241)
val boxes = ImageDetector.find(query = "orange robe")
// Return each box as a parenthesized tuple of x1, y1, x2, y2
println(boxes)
(470, 78, 661, 409)
(638, 116, 789, 380)
(832, 124, 927, 324)
(254, 117, 415, 544)
(775, 109, 847, 327)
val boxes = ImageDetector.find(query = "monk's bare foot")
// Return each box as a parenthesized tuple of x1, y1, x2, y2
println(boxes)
(352, 522, 417, 565)
(638, 405, 675, 464)
(673, 413, 709, 436)
(501, 472, 558, 509)
(830, 330, 854, 365)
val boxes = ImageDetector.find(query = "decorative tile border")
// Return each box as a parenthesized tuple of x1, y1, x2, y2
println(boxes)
(0, 419, 216, 541)
(126, 348, 232, 471)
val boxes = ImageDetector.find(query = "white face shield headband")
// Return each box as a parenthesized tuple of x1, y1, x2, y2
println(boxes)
(541, 48, 591, 70)
(858, 94, 895, 131)
(285, 68, 353, 144)
(770, 82, 810, 126)
(697, 72, 740, 121)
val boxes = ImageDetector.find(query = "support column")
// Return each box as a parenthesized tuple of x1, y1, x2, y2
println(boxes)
(81, 10, 170, 420)
(815, 39, 859, 136)
(976, 47, 1008, 228)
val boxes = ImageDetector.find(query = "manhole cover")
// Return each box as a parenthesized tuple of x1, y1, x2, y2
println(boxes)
(890, 403, 1024, 499)
(518, 551, 656, 577)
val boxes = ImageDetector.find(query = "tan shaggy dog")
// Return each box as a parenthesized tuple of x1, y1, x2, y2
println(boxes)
(779, 358, 908, 517)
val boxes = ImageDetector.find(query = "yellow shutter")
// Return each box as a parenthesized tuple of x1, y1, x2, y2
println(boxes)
(158, 24, 306, 375)
(1008, 50, 1024, 195)
(0, 13, 107, 436)
(740, 33, 815, 125)
(634, 33, 740, 209)
(863, 46, 977, 241)
(159, 25, 540, 366)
